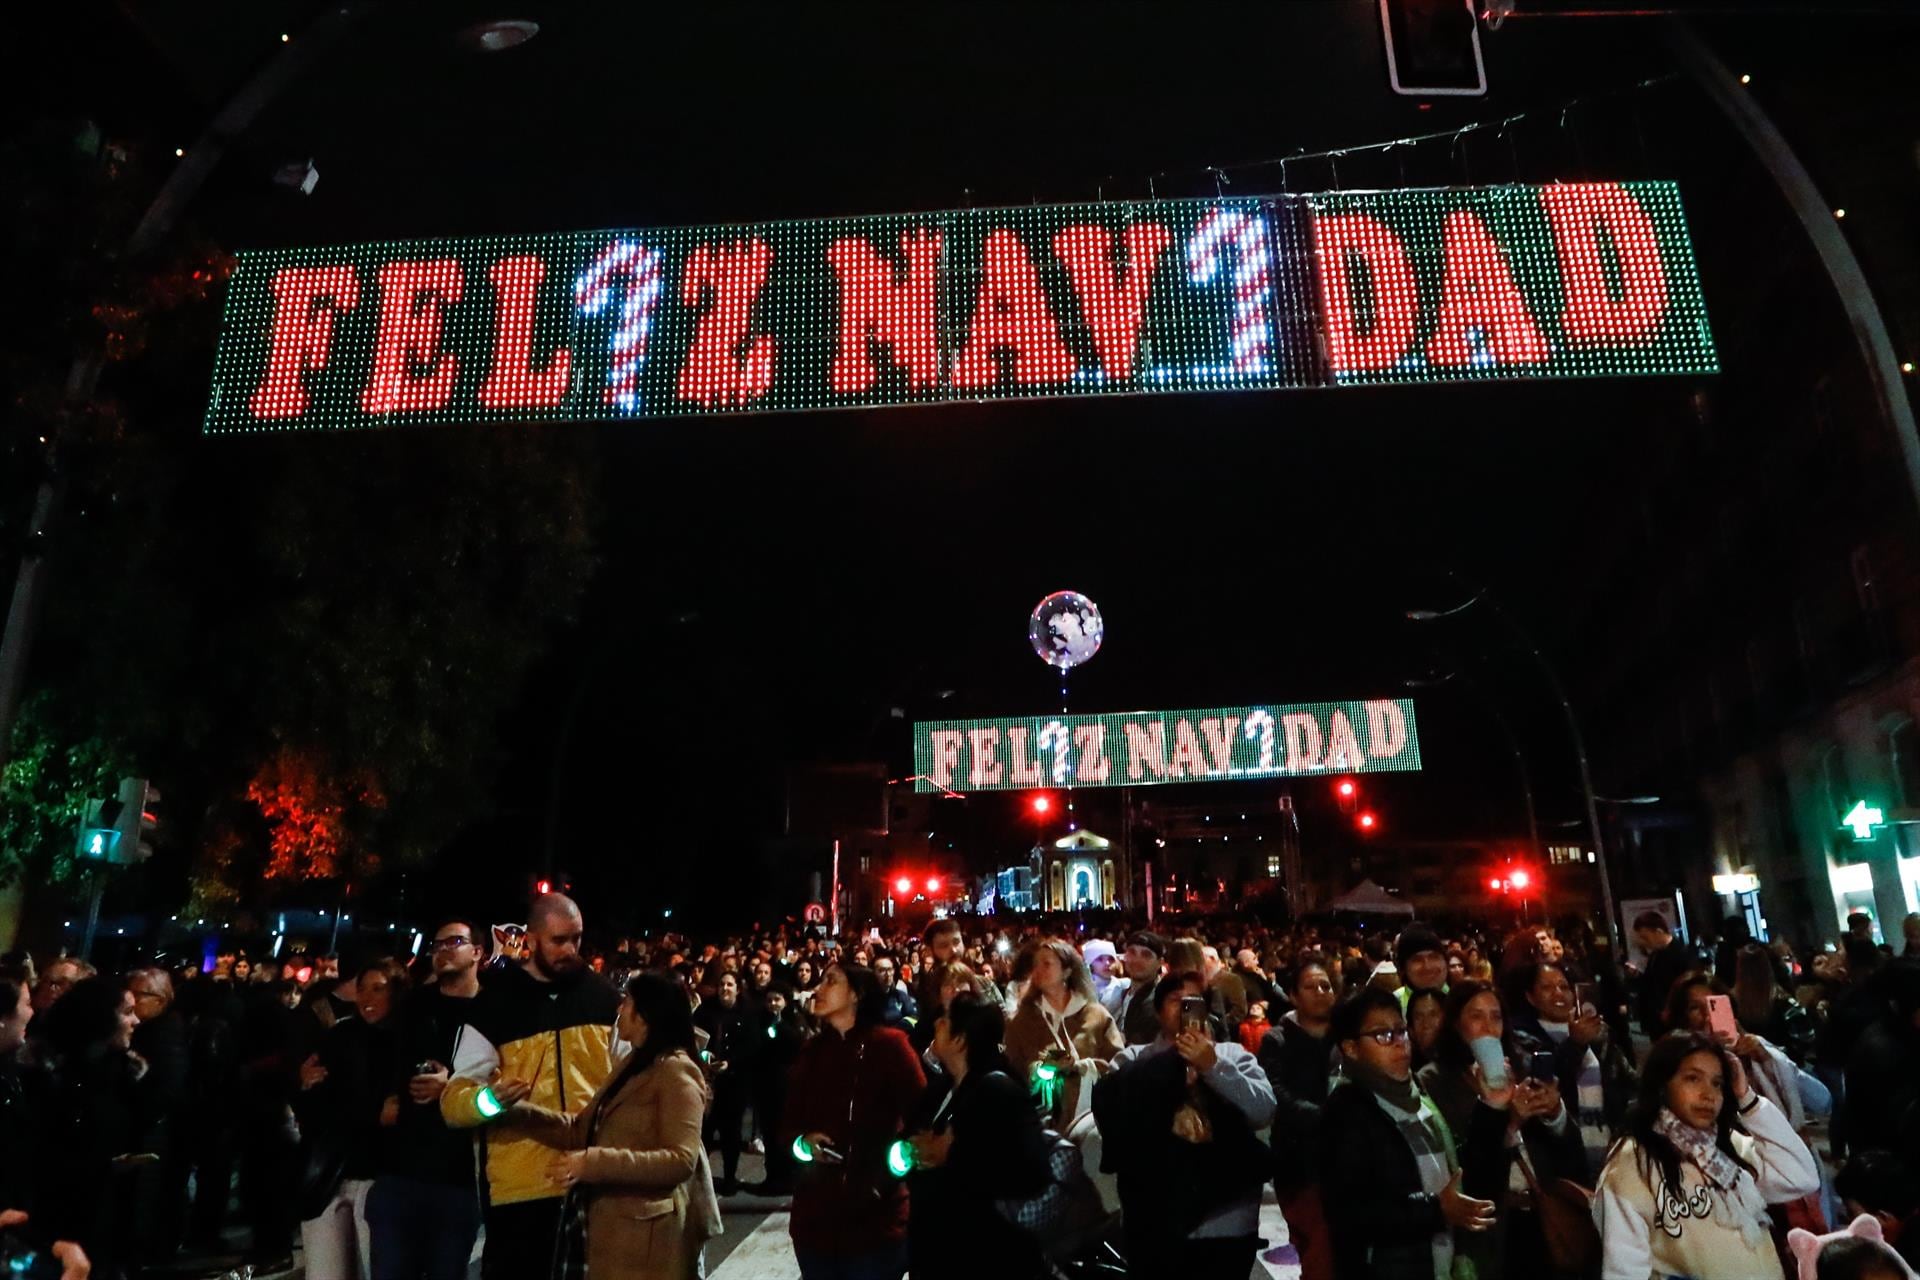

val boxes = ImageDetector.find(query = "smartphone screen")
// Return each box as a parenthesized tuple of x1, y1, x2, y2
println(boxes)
(1528, 1050, 1558, 1084)
(1576, 982, 1600, 1020)
(1705, 993, 1738, 1043)
(1179, 995, 1208, 1032)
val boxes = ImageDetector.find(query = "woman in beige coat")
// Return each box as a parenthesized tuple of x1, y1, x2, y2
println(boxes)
(508, 972, 722, 1280)
(1003, 938, 1124, 1129)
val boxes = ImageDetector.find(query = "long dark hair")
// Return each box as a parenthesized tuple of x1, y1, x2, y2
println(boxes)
(1621, 1032, 1755, 1200)
(1433, 979, 1497, 1071)
(39, 976, 125, 1063)
(943, 992, 1010, 1079)
(1662, 970, 1730, 1036)
(620, 971, 698, 1081)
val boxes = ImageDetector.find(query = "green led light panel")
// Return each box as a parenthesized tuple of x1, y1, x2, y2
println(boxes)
(913, 700, 1422, 793)
(205, 182, 1716, 434)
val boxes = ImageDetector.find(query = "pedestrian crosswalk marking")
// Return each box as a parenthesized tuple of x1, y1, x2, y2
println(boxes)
(707, 1210, 795, 1280)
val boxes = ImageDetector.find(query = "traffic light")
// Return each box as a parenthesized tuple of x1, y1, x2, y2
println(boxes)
(1356, 811, 1379, 833)
(924, 877, 942, 894)
(1508, 868, 1532, 891)
(1031, 794, 1052, 815)
(1380, 0, 1487, 97)
(530, 871, 572, 898)
(894, 875, 913, 895)
(75, 802, 121, 863)
(74, 777, 158, 866)
(1334, 778, 1358, 815)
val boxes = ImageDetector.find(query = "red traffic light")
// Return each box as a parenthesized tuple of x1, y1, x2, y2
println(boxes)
(893, 876, 913, 895)
(1031, 795, 1052, 814)
(925, 877, 942, 894)
(1488, 877, 1504, 892)
(1357, 811, 1378, 831)
(1509, 869, 1532, 890)
(1336, 779, 1356, 799)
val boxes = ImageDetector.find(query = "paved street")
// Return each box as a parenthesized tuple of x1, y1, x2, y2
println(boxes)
(164, 1148, 1300, 1280)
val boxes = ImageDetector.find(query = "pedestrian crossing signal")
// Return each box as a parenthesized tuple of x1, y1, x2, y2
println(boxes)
(76, 815, 121, 862)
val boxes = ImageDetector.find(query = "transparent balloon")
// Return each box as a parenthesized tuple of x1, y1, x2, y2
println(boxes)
(1028, 591, 1104, 670)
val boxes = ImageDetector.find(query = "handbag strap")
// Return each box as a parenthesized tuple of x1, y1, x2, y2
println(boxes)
(1513, 1137, 1547, 1200)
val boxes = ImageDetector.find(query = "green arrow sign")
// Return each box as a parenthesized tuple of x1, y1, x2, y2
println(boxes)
(1842, 799, 1885, 841)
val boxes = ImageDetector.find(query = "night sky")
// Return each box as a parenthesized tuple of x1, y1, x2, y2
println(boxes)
(11, 2, 1915, 932)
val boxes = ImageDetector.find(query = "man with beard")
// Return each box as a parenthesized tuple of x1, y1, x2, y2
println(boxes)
(368, 918, 488, 1280)
(442, 894, 620, 1280)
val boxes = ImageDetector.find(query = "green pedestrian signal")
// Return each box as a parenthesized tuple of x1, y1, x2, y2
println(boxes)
(75, 821, 121, 861)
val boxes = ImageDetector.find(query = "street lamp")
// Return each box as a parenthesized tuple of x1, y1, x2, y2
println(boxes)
(1407, 583, 1622, 951)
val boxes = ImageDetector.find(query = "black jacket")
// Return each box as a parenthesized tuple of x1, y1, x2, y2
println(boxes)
(384, 988, 481, 1187)
(1637, 938, 1694, 1036)
(1319, 1076, 1508, 1280)
(907, 1068, 1050, 1280)
(20, 1046, 145, 1270)
(130, 1009, 191, 1155)
(1843, 1016, 1920, 1170)
(1507, 1011, 1635, 1137)
(694, 997, 760, 1083)
(1116, 980, 1160, 1047)
(1255, 1016, 1332, 1191)
(295, 1016, 400, 1183)
(1417, 1060, 1591, 1195)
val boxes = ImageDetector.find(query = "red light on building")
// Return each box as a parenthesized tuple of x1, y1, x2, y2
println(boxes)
(894, 876, 913, 895)
(925, 877, 942, 894)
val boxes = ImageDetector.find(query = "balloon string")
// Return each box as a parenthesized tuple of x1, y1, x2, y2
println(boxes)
(1061, 666, 1075, 832)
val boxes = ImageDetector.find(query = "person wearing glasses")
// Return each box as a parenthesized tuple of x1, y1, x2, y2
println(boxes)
(367, 919, 487, 1280)
(126, 968, 191, 1269)
(441, 893, 621, 1280)
(1091, 970, 1276, 1280)
(1321, 986, 1505, 1280)
(31, 957, 91, 1017)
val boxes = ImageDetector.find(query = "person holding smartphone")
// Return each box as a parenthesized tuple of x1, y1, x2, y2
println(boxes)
(1092, 970, 1275, 1280)
(1506, 961, 1637, 1178)
(1419, 981, 1589, 1279)
(367, 918, 487, 1280)
(1664, 973, 1831, 1137)
(1594, 1032, 1819, 1279)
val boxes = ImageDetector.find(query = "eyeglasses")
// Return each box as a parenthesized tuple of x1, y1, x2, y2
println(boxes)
(1359, 1026, 1411, 1047)
(432, 936, 474, 950)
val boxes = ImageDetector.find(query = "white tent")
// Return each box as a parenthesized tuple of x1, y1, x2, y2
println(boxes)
(1328, 878, 1416, 917)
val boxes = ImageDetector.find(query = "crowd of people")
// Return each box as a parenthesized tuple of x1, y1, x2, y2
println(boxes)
(1, 899, 1918, 1280)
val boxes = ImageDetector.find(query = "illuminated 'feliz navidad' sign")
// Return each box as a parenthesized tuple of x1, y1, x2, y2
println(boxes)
(914, 700, 1421, 793)
(205, 181, 1715, 433)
